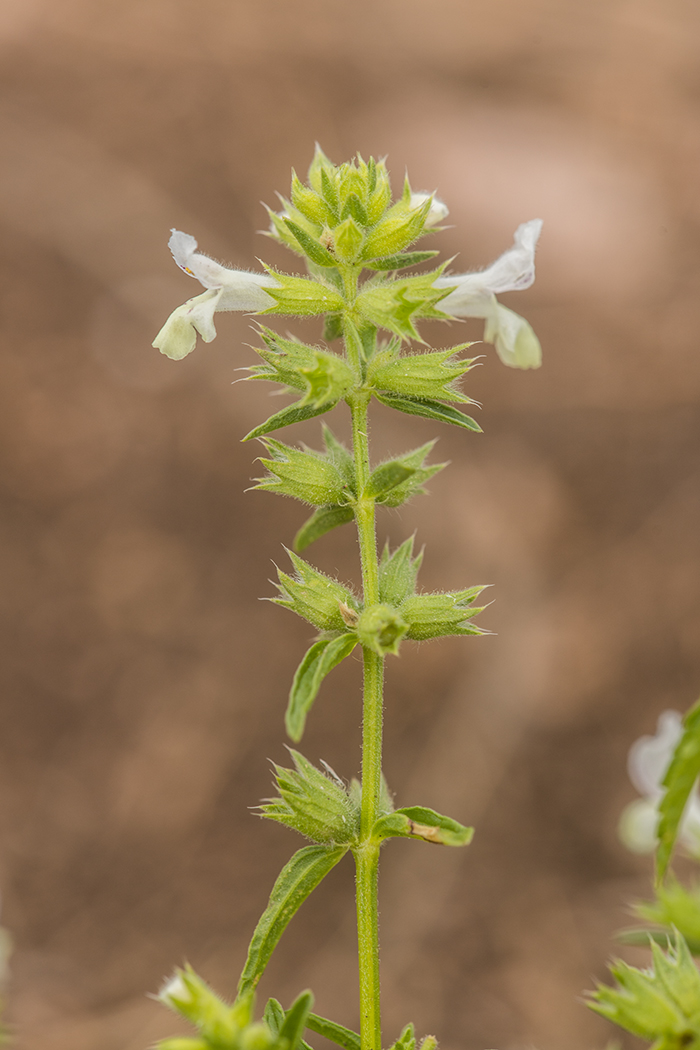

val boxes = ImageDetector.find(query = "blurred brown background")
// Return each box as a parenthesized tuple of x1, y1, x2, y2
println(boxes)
(1, 1, 699, 1048)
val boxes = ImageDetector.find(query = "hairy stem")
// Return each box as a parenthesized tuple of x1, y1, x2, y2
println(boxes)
(349, 382, 384, 1050)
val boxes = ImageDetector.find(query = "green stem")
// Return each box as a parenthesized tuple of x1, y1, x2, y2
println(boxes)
(340, 263, 383, 1050)
(349, 385, 384, 1050)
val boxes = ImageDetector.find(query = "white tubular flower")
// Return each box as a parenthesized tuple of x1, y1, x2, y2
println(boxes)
(409, 191, 449, 228)
(157, 971, 192, 1011)
(153, 230, 279, 360)
(434, 219, 543, 369)
(619, 711, 700, 855)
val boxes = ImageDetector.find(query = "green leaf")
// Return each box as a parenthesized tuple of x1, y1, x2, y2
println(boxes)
(356, 267, 453, 340)
(375, 393, 482, 433)
(242, 400, 334, 442)
(279, 991, 314, 1050)
(372, 806, 474, 847)
(261, 750, 360, 844)
(294, 505, 355, 552)
(306, 1013, 361, 1050)
(657, 698, 700, 882)
(285, 635, 359, 741)
(156, 1039, 208, 1050)
(284, 219, 337, 267)
(364, 462, 415, 501)
(238, 844, 348, 997)
(264, 998, 286, 1035)
(365, 251, 440, 271)
(156, 967, 283, 1050)
(320, 167, 340, 214)
(261, 271, 345, 317)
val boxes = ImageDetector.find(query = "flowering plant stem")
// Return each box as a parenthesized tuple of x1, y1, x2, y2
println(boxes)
(151, 148, 544, 1050)
(349, 379, 384, 1050)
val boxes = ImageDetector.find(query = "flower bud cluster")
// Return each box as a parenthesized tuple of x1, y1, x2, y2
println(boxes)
(268, 147, 434, 269)
(274, 541, 486, 660)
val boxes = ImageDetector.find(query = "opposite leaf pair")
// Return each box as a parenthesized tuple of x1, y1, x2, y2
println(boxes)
(275, 540, 487, 741)
(260, 750, 473, 850)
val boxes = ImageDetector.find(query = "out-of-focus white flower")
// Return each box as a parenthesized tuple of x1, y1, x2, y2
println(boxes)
(409, 191, 449, 228)
(157, 971, 192, 1011)
(619, 710, 700, 855)
(434, 219, 543, 369)
(153, 230, 279, 360)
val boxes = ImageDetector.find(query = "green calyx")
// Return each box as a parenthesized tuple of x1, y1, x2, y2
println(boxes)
(400, 587, 488, 641)
(367, 343, 477, 403)
(273, 550, 359, 633)
(587, 931, 700, 1049)
(260, 750, 361, 845)
(254, 438, 351, 507)
(254, 426, 356, 509)
(355, 603, 408, 657)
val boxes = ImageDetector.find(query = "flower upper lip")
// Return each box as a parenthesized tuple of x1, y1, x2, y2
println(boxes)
(167, 229, 279, 310)
(153, 230, 281, 359)
(432, 219, 543, 370)
(434, 219, 542, 303)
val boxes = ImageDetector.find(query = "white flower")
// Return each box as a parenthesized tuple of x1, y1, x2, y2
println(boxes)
(157, 971, 192, 1010)
(409, 191, 449, 228)
(153, 230, 279, 360)
(619, 710, 700, 855)
(434, 219, 543, 369)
